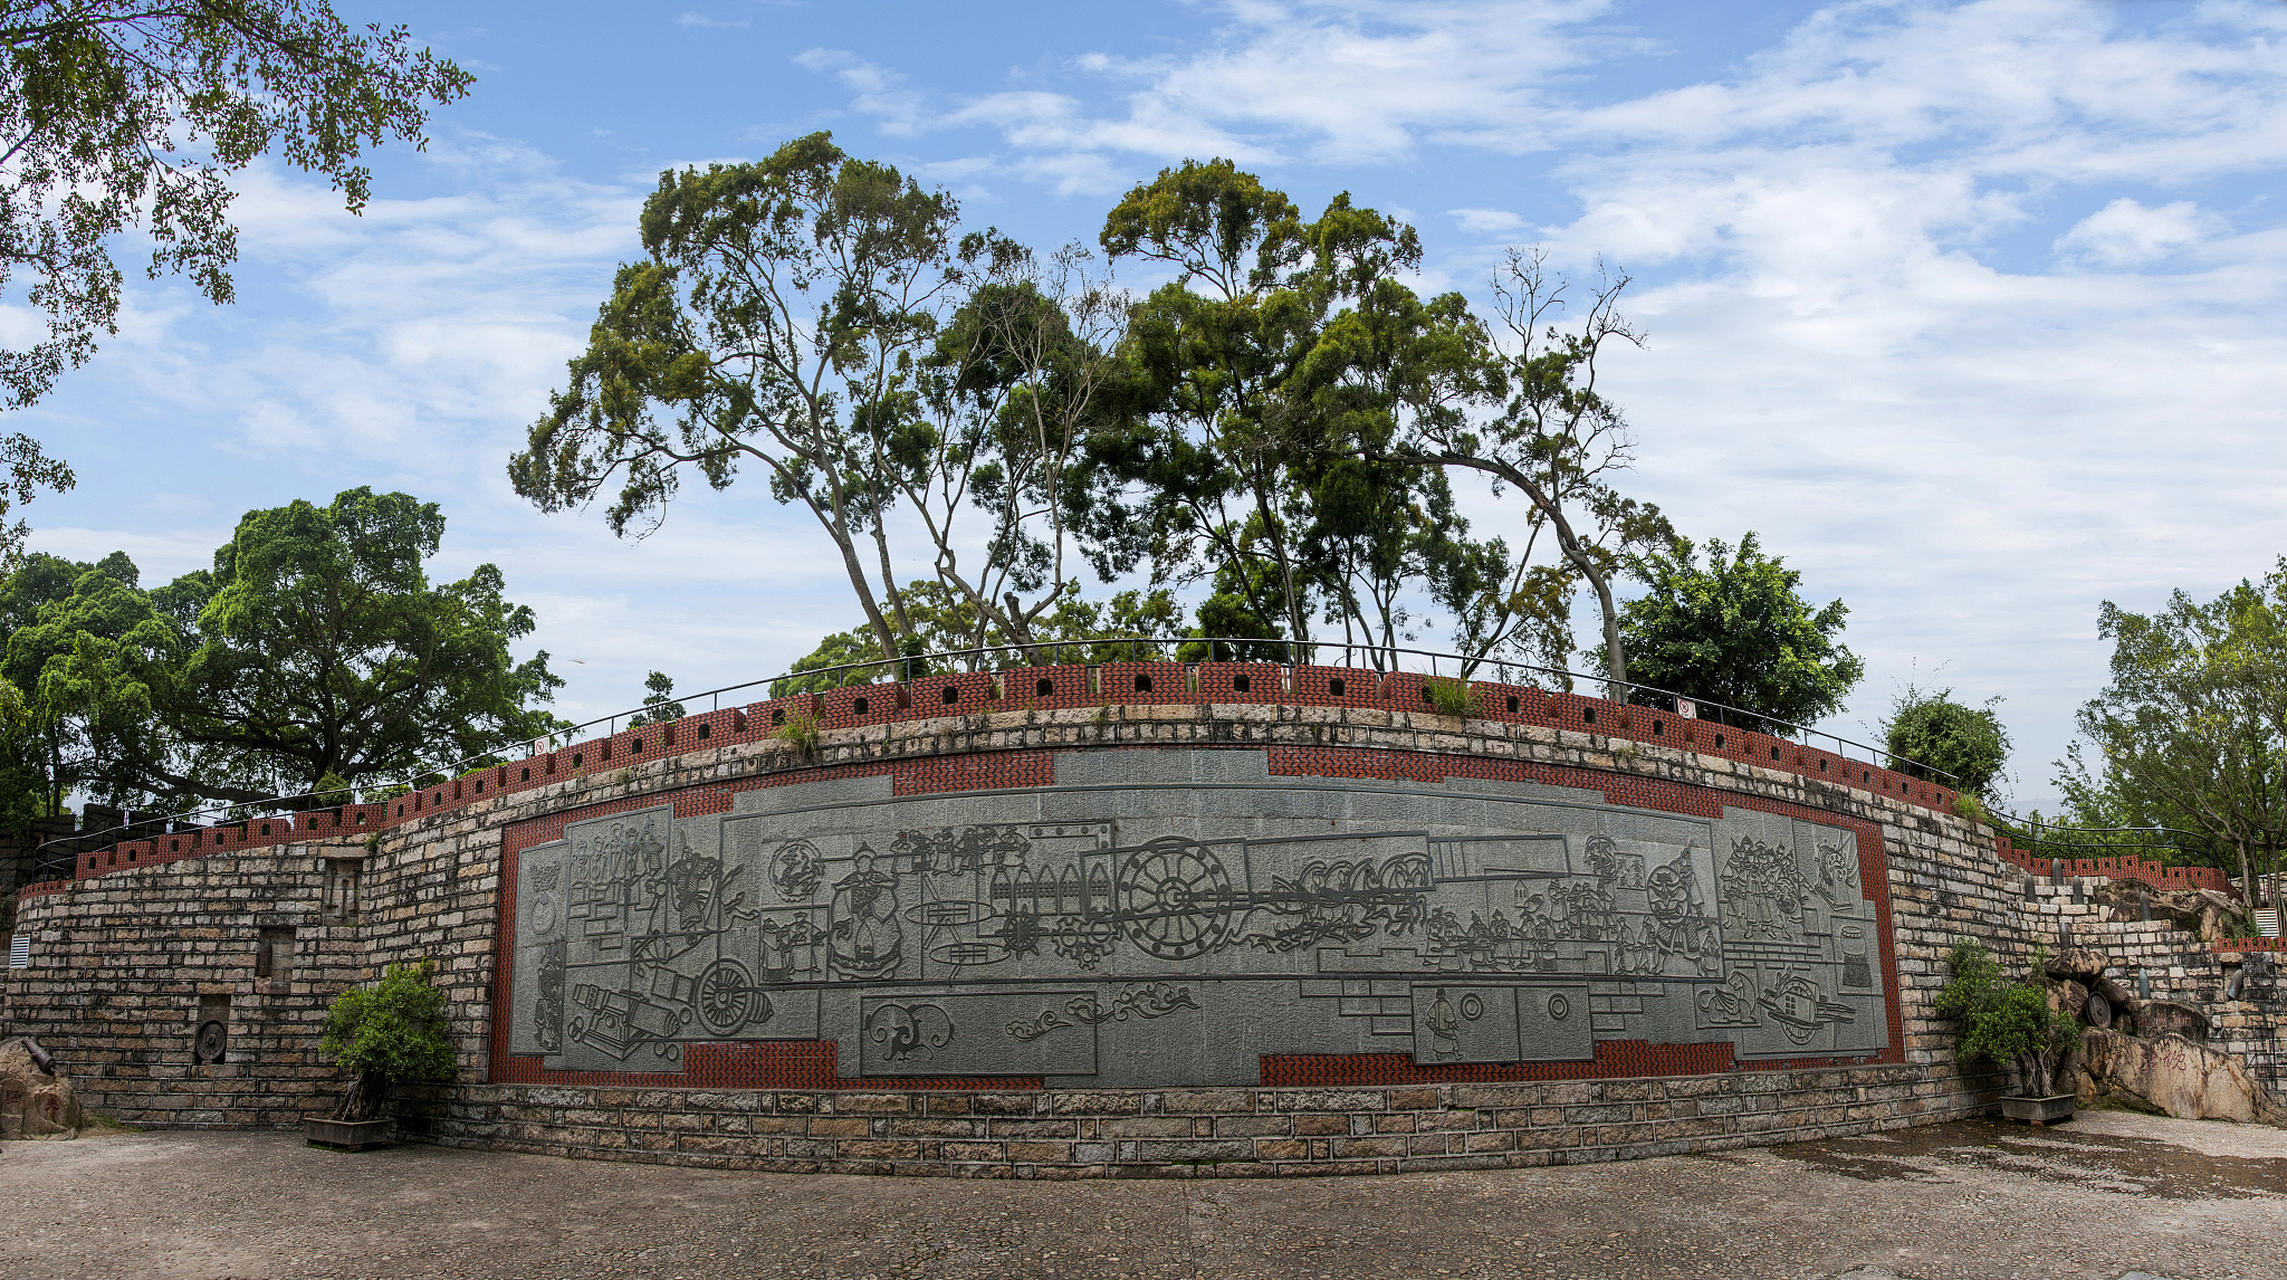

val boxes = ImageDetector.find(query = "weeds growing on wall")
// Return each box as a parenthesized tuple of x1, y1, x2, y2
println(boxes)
(1425, 677, 1473, 718)
(775, 711, 821, 760)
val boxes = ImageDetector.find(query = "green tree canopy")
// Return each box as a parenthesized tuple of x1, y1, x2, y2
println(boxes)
(135, 487, 564, 803)
(1607, 531, 1863, 734)
(771, 581, 1190, 697)
(1934, 939, 2079, 1098)
(320, 958, 456, 1121)
(1883, 684, 2012, 798)
(627, 670, 684, 726)
(0, 2, 471, 559)
(1097, 163, 1529, 671)
(0, 549, 164, 830)
(2060, 561, 2287, 904)
(512, 133, 1131, 667)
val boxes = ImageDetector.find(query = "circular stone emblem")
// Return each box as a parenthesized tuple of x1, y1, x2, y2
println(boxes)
(528, 887, 558, 938)
(1458, 993, 1486, 1021)
(1545, 993, 1571, 1022)
(194, 1019, 228, 1063)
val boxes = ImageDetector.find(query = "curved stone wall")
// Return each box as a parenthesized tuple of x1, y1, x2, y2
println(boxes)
(9, 669, 2125, 1175)
(494, 745, 1900, 1092)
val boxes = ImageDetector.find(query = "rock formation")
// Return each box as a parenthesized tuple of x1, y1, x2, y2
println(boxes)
(0, 1036, 84, 1139)
(2088, 882, 2246, 941)
(2079, 1029, 2287, 1124)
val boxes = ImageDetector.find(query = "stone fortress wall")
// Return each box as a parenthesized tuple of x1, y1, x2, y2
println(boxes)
(1, 662, 2260, 1175)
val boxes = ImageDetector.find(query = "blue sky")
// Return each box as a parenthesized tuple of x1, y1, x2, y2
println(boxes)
(10, 0, 2286, 813)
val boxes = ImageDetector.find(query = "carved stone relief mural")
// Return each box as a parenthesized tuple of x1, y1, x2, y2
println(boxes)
(504, 752, 1891, 1085)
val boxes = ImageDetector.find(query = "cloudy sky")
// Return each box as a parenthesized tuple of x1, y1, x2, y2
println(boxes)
(11, 0, 2285, 814)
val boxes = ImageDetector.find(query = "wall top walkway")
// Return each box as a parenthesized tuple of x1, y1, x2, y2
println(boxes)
(25, 661, 1997, 901)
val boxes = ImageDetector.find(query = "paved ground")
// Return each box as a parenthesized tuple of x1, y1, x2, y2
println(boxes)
(2, 1111, 2284, 1280)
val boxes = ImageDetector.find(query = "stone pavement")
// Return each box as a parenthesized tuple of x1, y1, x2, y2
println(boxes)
(2, 1111, 2283, 1280)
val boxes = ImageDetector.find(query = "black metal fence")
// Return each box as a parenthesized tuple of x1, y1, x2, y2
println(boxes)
(32, 636, 1969, 884)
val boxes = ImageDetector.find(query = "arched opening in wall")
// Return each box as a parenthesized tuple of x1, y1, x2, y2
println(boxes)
(1036, 678, 1055, 699)
(323, 860, 361, 922)
(1135, 674, 1153, 694)
(942, 685, 960, 705)
(1328, 677, 1346, 697)
(852, 698, 869, 716)
(193, 995, 229, 1065)
(1233, 674, 1252, 694)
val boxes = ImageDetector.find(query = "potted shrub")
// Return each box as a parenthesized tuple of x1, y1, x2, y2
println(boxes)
(1935, 939, 2082, 1125)
(306, 960, 457, 1149)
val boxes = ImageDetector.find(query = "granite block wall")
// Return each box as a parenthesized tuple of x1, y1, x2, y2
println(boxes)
(3, 682, 2231, 1173)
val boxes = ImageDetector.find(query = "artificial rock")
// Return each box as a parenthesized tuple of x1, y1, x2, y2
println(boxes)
(0, 1037, 83, 1139)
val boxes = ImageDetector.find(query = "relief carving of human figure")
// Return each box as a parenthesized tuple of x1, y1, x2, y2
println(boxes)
(829, 849, 903, 979)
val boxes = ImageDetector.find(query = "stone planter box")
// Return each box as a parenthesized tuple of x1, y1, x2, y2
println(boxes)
(1998, 1095, 2075, 1126)
(303, 1116, 390, 1150)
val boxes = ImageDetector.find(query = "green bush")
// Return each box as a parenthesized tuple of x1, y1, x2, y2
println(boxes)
(320, 960, 457, 1121)
(1934, 939, 2079, 1098)
(1884, 685, 2010, 798)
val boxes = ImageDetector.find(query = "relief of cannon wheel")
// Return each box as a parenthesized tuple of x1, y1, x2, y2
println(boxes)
(694, 957, 774, 1036)
(1117, 836, 1240, 960)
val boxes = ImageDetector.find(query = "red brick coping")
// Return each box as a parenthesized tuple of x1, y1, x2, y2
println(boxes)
(30, 666, 1972, 894)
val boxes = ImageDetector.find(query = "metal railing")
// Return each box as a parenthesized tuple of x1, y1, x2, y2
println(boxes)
(31, 635, 1972, 883)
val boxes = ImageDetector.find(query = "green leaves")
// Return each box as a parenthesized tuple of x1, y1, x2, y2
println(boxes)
(0, 2, 470, 410)
(1100, 163, 1513, 664)
(2065, 560, 2287, 891)
(320, 960, 457, 1087)
(522, 137, 1140, 668)
(1609, 531, 1863, 734)
(1935, 940, 2079, 1096)
(1884, 686, 2012, 797)
(148, 487, 564, 801)
(0, 488, 563, 822)
(0, 550, 167, 829)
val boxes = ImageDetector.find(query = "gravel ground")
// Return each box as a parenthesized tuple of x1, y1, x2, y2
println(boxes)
(2, 1111, 2282, 1280)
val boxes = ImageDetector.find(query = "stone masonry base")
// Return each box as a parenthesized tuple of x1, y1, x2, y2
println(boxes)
(394, 1065, 1987, 1179)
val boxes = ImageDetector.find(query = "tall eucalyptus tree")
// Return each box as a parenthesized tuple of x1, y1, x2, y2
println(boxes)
(514, 134, 1124, 666)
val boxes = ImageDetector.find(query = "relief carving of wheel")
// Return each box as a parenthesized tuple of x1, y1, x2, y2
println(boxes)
(194, 1019, 227, 1064)
(694, 958, 757, 1036)
(2084, 990, 2113, 1030)
(1117, 836, 1238, 960)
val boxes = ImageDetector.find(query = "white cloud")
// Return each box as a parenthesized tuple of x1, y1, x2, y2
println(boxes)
(917, 0, 2287, 810)
(2055, 197, 2228, 266)
(793, 48, 930, 136)
(793, 2, 1619, 188)
(1448, 207, 1529, 236)
(676, 11, 751, 29)
(29, 0, 2287, 812)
